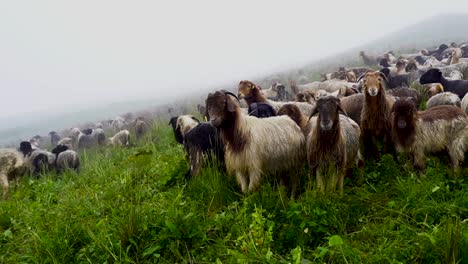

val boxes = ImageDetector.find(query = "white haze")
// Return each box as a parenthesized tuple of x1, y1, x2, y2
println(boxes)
(1, 1, 468, 127)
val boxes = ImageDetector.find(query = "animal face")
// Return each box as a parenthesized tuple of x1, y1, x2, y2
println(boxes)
(311, 96, 343, 131)
(420, 69, 442, 84)
(362, 72, 386, 97)
(19, 141, 33, 156)
(392, 98, 417, 129)
(206, 91, 238, 127)
(237, 80, 256, 100)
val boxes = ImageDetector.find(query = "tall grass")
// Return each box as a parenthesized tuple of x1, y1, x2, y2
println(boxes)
(0, 119, 467, 263)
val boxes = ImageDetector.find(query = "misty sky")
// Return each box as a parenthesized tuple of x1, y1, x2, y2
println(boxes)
(1, 1, 468, 122)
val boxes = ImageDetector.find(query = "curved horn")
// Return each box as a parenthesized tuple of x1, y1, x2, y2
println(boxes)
(223, 91, 241, 103)
(357, 73, 366, 83)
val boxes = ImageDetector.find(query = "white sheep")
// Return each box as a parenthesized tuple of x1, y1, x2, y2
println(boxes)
(108, 130, 130, 146)
(206, 90, 306, 194)
(51, 145, 80, 173)
(0, 149, 27, 198)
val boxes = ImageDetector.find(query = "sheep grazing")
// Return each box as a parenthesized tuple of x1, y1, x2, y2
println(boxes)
(51, 145, 80, 173)
(390, 98, 468, 173)
(462, 93, 468, 114)
(93, 128, 106, 145)
(248, 102, 277, 118)
(359, 71, 396, 158)
(420, 68, 468, 99)
(206, 90, 306, 194)
(307, 96, 361, 194)
(387, 88, 422, 106)
(0, 149, 27, 198)
(108, 130, 131, 146)
(19, 141, 55, 176)
(135, 117, 149, 140)
(49, 131, 61, 147)
(57, 137, 74, 150)
(426, 92, 461, 109)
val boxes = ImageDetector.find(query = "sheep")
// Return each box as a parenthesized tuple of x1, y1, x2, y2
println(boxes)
(359, 71, 396, 158)
(111, 118, 125, 131)
(387, 88, 422, 106)
(380, 68, 410, 88)
(135, 118, 149, 140)
(340, 93, 364, 125)
(423, 56, 446, 68)
(462, 93, 468, 113)
(426, 92, 461, 109)
(359, 51, 379, 66)
(57, 137, 74, 150)
(277, 104, 311, 136)
(19, 141, 55, 176)
(49, 131, 61, 147)
(294, 80, 356, 94)
(206, 90, 306, 194)
(51, 145, 80, 173)
(0, 149, 27, 198)
(420, 68, 468, 99)
(93, 128, 106, 145)
(170, 115, 225, 178)
(390, 98, 468, 173)
(425, 83, 444, 97)
(77, 131, 97, 149)
(295, 91, 315, 104)
(248, 102, 277, 118)
(449, 70, 463, 80)
(238, 80, 314, 116)
(307, 96, 361, 194)
(108, 130, 130, 146)
(426, 44, 449, 60)
(449, 48, 468, 65)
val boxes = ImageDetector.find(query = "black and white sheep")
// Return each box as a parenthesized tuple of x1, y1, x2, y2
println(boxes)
(419, 68, 468, 99)
(19, 141, 55, 176)
(169, 115, 224, 178)
(206, 90, 306, 194)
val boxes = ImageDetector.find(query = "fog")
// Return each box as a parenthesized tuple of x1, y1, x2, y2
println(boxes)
(1, 1, 468, 126)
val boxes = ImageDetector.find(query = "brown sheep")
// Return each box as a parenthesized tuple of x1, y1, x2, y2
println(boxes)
(307, 96, 361, 194)
(277, 104, 311, 136)
(340, 93, 364, 125)
(359, 71, 396, 158)
(390, 98, 468, 174)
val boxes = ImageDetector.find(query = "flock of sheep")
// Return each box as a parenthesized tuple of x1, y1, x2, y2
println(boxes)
(1, 41, 468, 200)
(171, 41, 468, 196)
(0, 116, 150, 198)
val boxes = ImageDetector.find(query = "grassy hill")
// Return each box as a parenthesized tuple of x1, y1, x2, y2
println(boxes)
(1, 13, 468, 263)
(0, 120, 467, 263)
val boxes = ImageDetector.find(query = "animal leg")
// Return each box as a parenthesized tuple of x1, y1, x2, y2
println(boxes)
(236, 171, 248, 193)
(0, 173, 9, 199)
(316, 170, 324, 193)
(248, 170, 261, 193)
(413, 151, 426, 171)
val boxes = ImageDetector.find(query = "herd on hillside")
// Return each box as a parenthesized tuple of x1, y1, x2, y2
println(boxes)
(1, 41, 468, 199)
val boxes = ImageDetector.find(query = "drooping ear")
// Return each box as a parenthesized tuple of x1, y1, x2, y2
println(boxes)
(226, 95, 238, 112)
(309, 107, 319, 120)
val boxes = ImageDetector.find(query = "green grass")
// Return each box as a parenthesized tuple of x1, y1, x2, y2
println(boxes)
(1, 119, 467, 263)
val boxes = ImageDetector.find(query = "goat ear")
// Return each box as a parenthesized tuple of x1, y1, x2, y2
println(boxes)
(357, 73, 366, 83)
(309, 107, 319, 120)
(226, 96, 237, 112)
(337, 104, 348, 117)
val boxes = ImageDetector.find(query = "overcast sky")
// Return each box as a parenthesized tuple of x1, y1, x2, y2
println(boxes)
(1, 1, 468, 122)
